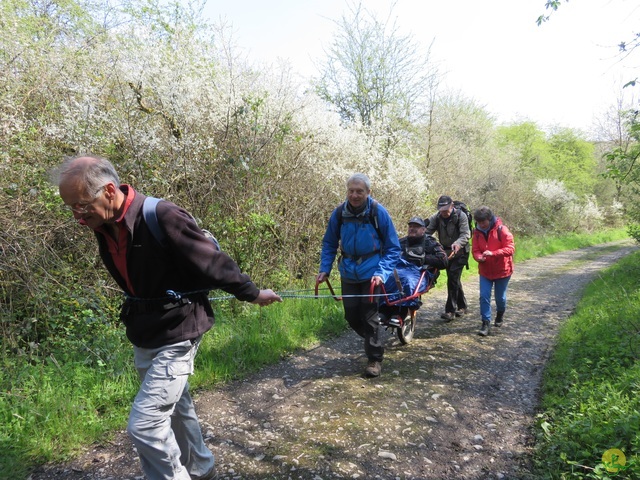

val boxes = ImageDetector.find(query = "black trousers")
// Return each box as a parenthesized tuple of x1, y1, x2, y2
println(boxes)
(444, 251, 468, 313)
(341, 279, 383, 362)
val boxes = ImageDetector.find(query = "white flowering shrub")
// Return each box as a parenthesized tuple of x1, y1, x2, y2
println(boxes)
(0, 0, 626, 344)
(568, 196, 604, 233)
(534, 179, 578, 206)
(532, 180, 608, 233)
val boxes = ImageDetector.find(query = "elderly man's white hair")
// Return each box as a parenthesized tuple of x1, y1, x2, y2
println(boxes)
(346, 173, 371, 191)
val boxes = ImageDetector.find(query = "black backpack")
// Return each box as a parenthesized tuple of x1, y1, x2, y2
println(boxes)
(143, 197, 220, 251)
(452, 200, 473, 231)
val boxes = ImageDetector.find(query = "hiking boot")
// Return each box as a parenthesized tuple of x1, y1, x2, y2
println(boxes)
(194, 467, 218, 480)
(478, 320, 491, 337)
(365, 361, 382, 378)
(494, 311, 504, 327)
(455, 308, 466, 317)
(440, 312, 455, 322)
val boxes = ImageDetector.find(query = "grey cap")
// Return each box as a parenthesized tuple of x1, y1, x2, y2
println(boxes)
(408, 216, 425, 227)
(437, 195, 453, 208)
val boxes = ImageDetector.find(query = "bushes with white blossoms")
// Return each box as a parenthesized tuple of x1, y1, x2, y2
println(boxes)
(0, 0, 627, 337)
(534, 179, 614, 233)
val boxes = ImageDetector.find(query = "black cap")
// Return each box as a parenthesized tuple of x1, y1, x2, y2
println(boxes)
(437, 195, 453, 210)
(408, 216, 425, 227)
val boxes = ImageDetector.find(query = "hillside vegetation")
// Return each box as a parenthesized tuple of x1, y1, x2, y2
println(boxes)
(1, 0, 632, 347)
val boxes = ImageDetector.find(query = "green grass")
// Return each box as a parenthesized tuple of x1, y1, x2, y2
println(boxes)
(192, 296, 346, 389)
(513, 229, 630, 263)
(0, 227, 631, 479)
(533, 249, 640, 479)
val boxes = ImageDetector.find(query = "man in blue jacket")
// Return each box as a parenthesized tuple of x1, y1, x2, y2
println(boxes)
(317, 173, 401, 378)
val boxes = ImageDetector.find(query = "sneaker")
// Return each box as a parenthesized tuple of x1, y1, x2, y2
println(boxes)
(494, 311, 504, 327)
(478, 320, 491, 337)
(455, 308, 466, 317)
(365, 361, 382, 378)
(194, 467, 217, 480)
(440, 312, 455, 322)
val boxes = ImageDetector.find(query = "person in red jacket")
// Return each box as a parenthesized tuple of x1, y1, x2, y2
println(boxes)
(471, 206, 515, 337)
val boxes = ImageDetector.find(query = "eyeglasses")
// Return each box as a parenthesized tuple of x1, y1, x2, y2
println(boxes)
(62, 185, 106, 214)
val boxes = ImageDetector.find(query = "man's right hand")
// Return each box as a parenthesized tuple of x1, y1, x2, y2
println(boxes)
(251, 289, 282, 306)
(316, 272, 328, 283)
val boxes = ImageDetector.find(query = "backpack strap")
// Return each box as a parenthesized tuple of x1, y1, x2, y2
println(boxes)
(143, 196, 221, 251)
(370, 200, 381, 238)
(142, 196, 167, 247)
(336, 199, 382, 240)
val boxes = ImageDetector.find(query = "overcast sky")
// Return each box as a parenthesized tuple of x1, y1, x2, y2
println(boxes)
(201, 0, 640, 133)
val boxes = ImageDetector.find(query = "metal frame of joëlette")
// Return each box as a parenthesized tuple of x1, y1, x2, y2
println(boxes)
(314, 268, 437, 305)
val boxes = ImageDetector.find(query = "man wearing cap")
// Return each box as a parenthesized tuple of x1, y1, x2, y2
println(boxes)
(425, 196, 471, 322)
(400, 217, 448, 272)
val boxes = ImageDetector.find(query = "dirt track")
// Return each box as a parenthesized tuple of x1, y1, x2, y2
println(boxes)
(31, 241, 638, 480)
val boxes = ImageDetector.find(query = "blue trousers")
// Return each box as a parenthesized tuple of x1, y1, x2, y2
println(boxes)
(479, 275, 511, 321)
(128, 338, 215, 480)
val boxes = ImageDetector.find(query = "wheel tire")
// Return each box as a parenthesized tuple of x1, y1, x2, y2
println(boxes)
(397, 310, 416, 344)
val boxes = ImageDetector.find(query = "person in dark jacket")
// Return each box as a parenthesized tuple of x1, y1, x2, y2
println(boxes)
(471, 206, 515, 337)
(425, 195, 471, 322)
(400, 216, 448, 272)
(378, 216, 448, 327)
(54, 154, 281, 480)
(317, 173, 401, 378)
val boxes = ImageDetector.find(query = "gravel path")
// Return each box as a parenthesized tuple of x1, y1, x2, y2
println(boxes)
(31, 241, 638, 480)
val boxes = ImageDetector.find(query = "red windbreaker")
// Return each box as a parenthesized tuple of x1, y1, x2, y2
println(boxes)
(472, 217, 515, 280)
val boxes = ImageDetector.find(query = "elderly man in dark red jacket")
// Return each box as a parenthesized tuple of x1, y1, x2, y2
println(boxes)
(55, 154, 281, 480)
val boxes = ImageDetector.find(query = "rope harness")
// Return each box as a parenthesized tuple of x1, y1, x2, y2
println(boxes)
(122, 280, 390, 307)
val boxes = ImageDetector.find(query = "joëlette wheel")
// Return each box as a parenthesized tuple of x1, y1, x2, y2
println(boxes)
(397, 310, 416, 344)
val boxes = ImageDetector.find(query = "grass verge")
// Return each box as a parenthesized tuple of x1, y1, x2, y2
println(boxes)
(533, 249, 640, 479)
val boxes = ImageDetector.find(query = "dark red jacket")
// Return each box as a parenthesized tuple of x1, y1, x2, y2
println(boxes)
(472, 217, 515, 280)
(95, 187, 259, 348)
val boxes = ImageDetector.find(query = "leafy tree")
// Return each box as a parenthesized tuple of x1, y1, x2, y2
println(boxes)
(603, 109, 640, 240)
(545, 128, 597, 196)
(496, 122, 549, 172)
(314, 1, 438, 155)
(497, 123, 596, 196)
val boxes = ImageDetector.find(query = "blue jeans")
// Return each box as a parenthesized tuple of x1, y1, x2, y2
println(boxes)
(128, 337, 215, 480)
(479, 275, 511, 321)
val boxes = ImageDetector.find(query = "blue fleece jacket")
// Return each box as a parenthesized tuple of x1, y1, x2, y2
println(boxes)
(319, 197, 401, 283)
